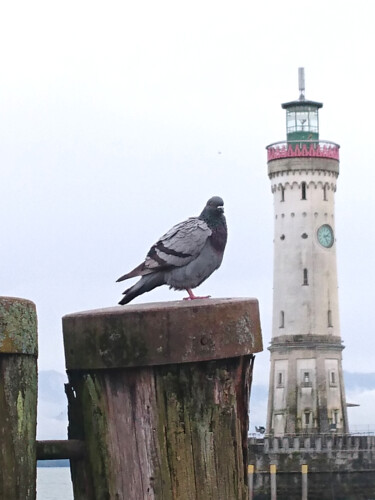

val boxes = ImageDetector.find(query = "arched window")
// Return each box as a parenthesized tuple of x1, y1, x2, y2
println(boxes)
(301, 182, 307, 200)
(279, 311, 285, 328)
(304, 411, 311, 425)
(303, 268, 308, 285)
(333, 410, 339, 424)
(328, 309, 333, 327)
(280, 186, 285, 202)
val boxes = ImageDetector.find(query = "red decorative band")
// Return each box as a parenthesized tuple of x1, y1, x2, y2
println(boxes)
(267, 141, 340, 162)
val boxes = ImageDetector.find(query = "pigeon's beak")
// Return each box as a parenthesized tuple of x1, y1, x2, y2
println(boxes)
(217, 206, 224, 213)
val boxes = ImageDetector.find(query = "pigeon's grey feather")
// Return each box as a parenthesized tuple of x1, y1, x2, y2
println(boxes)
(118, 273, 166, 305)
(117, 196, 227, 305)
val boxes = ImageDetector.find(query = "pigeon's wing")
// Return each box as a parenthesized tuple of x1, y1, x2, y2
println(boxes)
(116, 218, 211, 283)
(144, 217, 212, 271)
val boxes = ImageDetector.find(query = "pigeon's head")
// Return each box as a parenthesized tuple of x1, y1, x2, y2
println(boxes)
(200, 196, 225, 222)
(206, 196, 224, 213)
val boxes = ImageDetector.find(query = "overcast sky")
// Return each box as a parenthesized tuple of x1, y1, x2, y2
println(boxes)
(1, 0, 375, 416)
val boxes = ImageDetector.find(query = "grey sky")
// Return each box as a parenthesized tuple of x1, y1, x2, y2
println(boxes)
(1, 0, 375, 397)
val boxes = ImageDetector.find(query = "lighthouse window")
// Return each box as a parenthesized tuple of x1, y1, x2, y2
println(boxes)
(280, 186, 285, 202)
(286, 107, 319, 134)
(301, 370, 312, 387)
(328, 310, 333, 327)
(323, 185, 328, 201)
(279, 311, 285, 328)
(286, 111, 296, 133)
(330, 371, 337, 386)
(333, 410, 339, 424)
(277, 372, 284, 387)
(301, 182, 307, 200)
(303, 268, 308, 286)
(309, 110, 318, 131)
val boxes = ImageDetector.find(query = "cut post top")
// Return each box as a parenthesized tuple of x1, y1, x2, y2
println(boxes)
(0, 296, 38, 355)
(63, 297, 262, 371)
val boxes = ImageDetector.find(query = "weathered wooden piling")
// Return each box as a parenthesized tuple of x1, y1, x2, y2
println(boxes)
(0, 297, 38, 500)
(63, 298, 262, 500)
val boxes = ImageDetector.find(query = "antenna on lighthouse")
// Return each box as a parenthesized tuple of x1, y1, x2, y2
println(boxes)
(298, 67, 305, 101)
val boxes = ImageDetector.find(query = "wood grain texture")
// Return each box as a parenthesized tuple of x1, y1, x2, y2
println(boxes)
(36, 439, 85, 460)
(67, 355, 254, 500)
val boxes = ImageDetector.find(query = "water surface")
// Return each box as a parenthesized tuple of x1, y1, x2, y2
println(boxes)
(37, 467, 73, 500)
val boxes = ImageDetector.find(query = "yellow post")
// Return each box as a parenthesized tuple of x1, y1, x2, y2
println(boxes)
(247, 465, 254, 500)
(302, 464, 308, 500)
(270, 464, 277, 500)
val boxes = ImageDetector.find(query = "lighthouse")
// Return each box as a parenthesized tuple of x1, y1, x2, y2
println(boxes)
(265, 69, 349, 436)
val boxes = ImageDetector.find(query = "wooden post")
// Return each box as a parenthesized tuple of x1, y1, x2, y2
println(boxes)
(301, 464, 308, 500)
(63, 298, 262, 500)
(0, 297, 38, 500)
(270, 464, 277, 500)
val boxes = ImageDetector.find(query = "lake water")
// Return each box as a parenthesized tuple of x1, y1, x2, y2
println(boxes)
(37, 468, 73, 500)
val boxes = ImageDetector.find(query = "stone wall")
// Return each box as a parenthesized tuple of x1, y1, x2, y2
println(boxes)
(248, 435, 375, 499)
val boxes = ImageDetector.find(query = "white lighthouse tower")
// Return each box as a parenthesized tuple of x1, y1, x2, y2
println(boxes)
(266, 69, 349, 436)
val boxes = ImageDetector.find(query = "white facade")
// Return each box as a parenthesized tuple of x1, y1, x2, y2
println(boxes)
(270, 159, 340, 340)
(266, 154, 348, 436)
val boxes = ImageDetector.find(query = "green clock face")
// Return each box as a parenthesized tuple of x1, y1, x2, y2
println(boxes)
(317, 224, 334, 248)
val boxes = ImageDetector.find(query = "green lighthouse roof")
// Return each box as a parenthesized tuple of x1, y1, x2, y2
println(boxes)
(282, 99, 323, 110)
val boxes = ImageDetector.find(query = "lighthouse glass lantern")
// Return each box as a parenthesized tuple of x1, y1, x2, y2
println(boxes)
(282, 68, 322, 144)
(283, 101, 321, 143)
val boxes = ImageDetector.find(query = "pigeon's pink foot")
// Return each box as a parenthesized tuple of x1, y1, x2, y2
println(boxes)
(183, 289, 211, 301)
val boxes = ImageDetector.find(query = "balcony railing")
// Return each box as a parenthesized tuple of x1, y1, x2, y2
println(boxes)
(267, 140, 340, 162)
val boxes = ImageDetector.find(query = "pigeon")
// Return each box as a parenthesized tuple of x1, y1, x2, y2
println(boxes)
(116, 196, 227, 305)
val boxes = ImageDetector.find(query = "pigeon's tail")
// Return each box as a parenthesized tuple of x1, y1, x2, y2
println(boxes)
(116, 262, 146, 282)
(119, 273, 165, 305)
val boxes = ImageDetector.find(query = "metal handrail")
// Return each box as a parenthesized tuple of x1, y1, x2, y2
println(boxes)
(266, 139, 340, 149)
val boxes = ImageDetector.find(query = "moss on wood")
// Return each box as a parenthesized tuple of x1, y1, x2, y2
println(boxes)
(0, 297, 37, 355)
(0, 356, 37, 499)
(0, 297, 37, 499)
(67, 357, 252, 499)
(153, 358, 249, 500)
